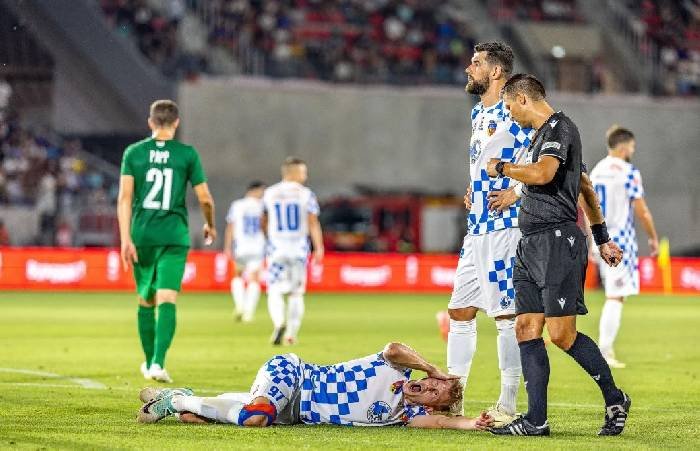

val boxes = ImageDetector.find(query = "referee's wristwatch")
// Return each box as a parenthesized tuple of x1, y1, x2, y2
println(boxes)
(495, 161, 506, 177)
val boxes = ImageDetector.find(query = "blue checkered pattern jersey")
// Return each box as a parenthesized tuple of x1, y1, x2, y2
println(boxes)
(612, 166, 644, 286)
(293, 352, 426, 426)
(467, 100, 534, 235)
(488, 256, 516, 308)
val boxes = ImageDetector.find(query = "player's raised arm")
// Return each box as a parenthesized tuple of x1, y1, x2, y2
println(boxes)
(193, 182, 216, 245)
(382, 342, 456, 380)
(408, 411, 493, 430)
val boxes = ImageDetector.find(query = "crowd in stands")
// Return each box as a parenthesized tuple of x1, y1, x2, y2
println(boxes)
(0, 111, 118, 246)
(487, 0, 582, 22)
(631, 0, 700, 96)
(100, 0, 476, 85)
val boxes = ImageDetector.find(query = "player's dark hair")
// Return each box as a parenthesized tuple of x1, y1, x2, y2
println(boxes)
(283, 156, 306, 167)
(474, 41, 514, 76)
(247, 180, 265, 191)
(606, 125, 635, 149)
(149, 100, 179, 127)
(502, 73, 546, 100)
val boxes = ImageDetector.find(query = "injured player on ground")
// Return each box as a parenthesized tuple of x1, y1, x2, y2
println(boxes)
(137, 342, 494, 430)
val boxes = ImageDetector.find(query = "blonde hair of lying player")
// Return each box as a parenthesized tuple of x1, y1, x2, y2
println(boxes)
(138, 342, 494, 430)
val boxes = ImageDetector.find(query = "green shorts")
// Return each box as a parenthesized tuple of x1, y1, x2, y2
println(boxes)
(133, 245, 189, 301)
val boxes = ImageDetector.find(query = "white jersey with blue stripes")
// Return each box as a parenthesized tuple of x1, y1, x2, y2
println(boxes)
(226, 196, 265, 258)
(467, 100, 534, 235)
(590, 155, 645, 279)
(263, 181, 320, 260)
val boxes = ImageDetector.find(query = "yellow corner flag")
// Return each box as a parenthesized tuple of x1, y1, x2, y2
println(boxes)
(658, 237, 672, 294)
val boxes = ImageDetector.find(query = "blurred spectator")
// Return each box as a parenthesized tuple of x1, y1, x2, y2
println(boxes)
(55, 217, 74, 247)
(626, 0, 700, 95)
(100, 0, 476, 85)
(0, 219, 9, 246)
(0, 113, 119, 245)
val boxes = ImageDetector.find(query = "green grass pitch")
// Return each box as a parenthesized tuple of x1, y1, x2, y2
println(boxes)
(1, 290, 699, 450)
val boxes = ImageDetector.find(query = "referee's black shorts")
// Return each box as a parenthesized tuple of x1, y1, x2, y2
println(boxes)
(514, 222, 589, 317)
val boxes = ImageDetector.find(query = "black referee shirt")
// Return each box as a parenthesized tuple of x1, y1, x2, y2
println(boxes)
(519, 111, 583, 235)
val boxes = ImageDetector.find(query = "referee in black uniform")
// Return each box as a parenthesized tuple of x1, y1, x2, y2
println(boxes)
(485, 74, 631, 437)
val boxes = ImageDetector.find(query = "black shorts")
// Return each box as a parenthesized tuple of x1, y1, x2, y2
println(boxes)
(514, 222, 588, 317)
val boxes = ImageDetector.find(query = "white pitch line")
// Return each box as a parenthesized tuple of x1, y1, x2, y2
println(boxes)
(0, 367, 107, 389)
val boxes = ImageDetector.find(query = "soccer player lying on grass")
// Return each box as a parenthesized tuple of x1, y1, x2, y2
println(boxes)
(138, 342, 494, 430)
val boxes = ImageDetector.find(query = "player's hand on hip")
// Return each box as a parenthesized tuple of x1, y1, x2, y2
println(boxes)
(487, 187, 517, 212)
(203, 224, 217, 246)
(486, 158, 500, 177)
(463, 187, 472, 211)
(599, 241, 623, 267)
(120, 240, 138, 271)
(648, 237, 659, 257)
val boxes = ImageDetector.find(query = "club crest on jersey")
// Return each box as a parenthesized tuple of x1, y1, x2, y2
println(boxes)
(390, 380, 404, 394)
(367, 401, 392, 423)
(499, 296, 513, 309)
(487, 120, 497, 136)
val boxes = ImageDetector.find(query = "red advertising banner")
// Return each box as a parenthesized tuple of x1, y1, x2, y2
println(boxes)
(0, 248, 698, 294)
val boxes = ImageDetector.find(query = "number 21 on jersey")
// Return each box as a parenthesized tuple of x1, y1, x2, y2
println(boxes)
(143, 167, 173, 210)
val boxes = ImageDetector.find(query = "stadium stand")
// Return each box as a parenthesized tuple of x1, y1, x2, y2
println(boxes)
(612, 0, 700, 96)
(99, 0, 477, 85)
(0, 114, 119, 246)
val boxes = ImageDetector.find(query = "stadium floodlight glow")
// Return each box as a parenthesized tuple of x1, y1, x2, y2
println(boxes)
(551, 45, 566, 59)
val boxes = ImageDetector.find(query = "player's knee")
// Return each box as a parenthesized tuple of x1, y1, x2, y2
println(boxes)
(156, 289, 178, 304)
(549, 330, 576, 350)
(138, 297, 154, 307)
(495, 317, 516, 333)
(448, 308, 477, 321)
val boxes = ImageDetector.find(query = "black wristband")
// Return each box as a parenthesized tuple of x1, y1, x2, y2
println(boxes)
(495, 161, 506, 177)
(591, 222, 610, 246)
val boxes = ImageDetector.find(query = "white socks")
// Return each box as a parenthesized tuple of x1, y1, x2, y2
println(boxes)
(267, 288, 286, 329)
(285, 294, 305, 340)
(243, 281, 261, 321)
(447, 318, 477, 384)
(496, 318, 521, 415)
(599, 299, 623, 354)
(231, 277, 245, 315)
(171, 395, 245, 424)
(447, 318, 476, 416)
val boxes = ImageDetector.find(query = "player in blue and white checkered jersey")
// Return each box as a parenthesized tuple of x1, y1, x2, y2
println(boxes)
(445, 42, 534, 426)
(590, 126, 658, 369)
(137, 342, 494, 431)
(262, 157, 324, 346)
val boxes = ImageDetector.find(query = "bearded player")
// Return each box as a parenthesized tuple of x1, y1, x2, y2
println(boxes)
(224, 180, 266, 322)
(590, 126, 659, 368)
(118, 100, 216, 383)
(444, 42, 534, 424)
(137, 342, 494, 430)
(262, 157, 324, 345)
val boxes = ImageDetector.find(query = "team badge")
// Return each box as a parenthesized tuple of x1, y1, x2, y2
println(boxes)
(487, 120, 497, 136)
(367, 401, 392, 423)
(390, 380, 404, 394)
(499, 296, 513, 309)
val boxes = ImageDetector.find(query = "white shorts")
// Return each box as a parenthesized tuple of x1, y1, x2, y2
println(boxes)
(234, 254, 264, 275)
(249, 353, 302, 425)
(597, 255, 639, 298)
(448, 228, 521, 317)
(267, 257, 307, 295)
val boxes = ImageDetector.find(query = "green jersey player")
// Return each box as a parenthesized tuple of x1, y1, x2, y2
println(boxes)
(117, 100, 216, 383)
